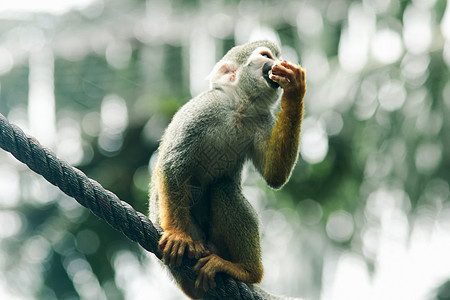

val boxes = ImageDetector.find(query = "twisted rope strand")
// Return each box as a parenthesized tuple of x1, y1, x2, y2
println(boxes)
(0, 113, 263, 300)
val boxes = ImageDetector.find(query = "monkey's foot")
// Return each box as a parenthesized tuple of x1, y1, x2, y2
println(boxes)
(193, 254, 221, 291)
(193, 254, 261, 291)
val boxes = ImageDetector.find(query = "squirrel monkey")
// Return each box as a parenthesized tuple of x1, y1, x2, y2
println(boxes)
(149, 40, 306, 299)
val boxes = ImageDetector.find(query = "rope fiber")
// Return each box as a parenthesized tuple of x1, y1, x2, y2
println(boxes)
(0, 112, 264, 300)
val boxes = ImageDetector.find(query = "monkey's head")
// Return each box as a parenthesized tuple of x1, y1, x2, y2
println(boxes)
(209, 40, 282, 105)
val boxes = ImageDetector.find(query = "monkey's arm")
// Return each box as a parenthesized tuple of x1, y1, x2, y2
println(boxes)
(157, 172, 200, 266)
(255, 62, 306, 189)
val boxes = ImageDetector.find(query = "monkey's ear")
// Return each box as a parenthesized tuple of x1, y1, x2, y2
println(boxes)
(209, 61, 238, 87)
(215, 62, 237, 82)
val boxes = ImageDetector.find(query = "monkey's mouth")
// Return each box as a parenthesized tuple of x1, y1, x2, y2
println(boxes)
(262, 63, 280, 89)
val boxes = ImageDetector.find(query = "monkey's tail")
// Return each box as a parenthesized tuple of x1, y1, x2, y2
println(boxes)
(250, 285, 304, 300)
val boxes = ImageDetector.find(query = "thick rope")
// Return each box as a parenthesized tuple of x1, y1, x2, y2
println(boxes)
(0, 112, 264, 300)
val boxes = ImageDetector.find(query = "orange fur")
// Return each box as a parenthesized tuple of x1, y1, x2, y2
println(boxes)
(157, 169, 190, 233)
(264, 91, 304, 189)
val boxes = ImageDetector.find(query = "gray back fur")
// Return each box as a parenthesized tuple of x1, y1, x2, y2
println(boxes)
(149, 40, 282, 226)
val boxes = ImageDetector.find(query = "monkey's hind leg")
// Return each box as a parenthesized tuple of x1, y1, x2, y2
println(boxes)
(194, 178, 263, 291)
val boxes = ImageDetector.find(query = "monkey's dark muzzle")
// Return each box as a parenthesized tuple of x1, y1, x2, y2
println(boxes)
(262, 63, 280, 89)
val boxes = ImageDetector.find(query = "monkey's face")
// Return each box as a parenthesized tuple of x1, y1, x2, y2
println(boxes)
(209, 41, 282, 103)
(232, 44, 283, 105)
(245, 46, 281, 90)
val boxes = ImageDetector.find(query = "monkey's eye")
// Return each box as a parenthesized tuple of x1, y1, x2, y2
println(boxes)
(260, 52, 272, 59)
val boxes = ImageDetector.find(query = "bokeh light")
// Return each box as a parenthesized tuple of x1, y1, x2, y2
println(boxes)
(0, 0, 449, 299)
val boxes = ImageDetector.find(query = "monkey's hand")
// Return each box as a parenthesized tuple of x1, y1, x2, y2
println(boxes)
(270, 60, 306, 101)
(159, 231, 206, 266)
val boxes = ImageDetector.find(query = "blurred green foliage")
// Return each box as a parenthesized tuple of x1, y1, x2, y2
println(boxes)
(0, 0, 449, 299)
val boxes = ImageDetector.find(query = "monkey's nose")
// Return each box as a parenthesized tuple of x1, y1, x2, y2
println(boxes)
(262, 63, 279, 89)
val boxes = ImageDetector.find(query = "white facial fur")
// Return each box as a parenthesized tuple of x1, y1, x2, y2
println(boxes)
(209, 45, 282, 99)
(245, 47, 281, 88)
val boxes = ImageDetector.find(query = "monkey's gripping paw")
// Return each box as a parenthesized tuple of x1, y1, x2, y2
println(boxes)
(159, 231, 205, 266)
(193, 254, 223, 291)
(270, 61, 306, 100)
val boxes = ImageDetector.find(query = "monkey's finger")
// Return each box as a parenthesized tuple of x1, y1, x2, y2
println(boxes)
(161, 236, 173, 254)
(187, 242, 195, 259)
(298, 69, 306, 94)
(209, 277, 217, 289)
(162, 241, 174, 265)
(163, 239, 175, 264)
(195, 274, 203, 289)
(205, 270, 216, 291)
(270, 74, 290, 88)
(193, 256, 209, 272)
(193, 242, 205, 259)
(159, 235, 168, 251)
(300, 68, 306, 82)
(195, 270, 209, 290)
(203, 276, 210, 291)
(169, 242, 181, 266)
(176, 242, 186, 266)
(201, 268, 211, 291)
(282, 62, 304, 81)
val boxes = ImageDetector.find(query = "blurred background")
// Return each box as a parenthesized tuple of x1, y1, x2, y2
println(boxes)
(0, 0, 449, 299)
